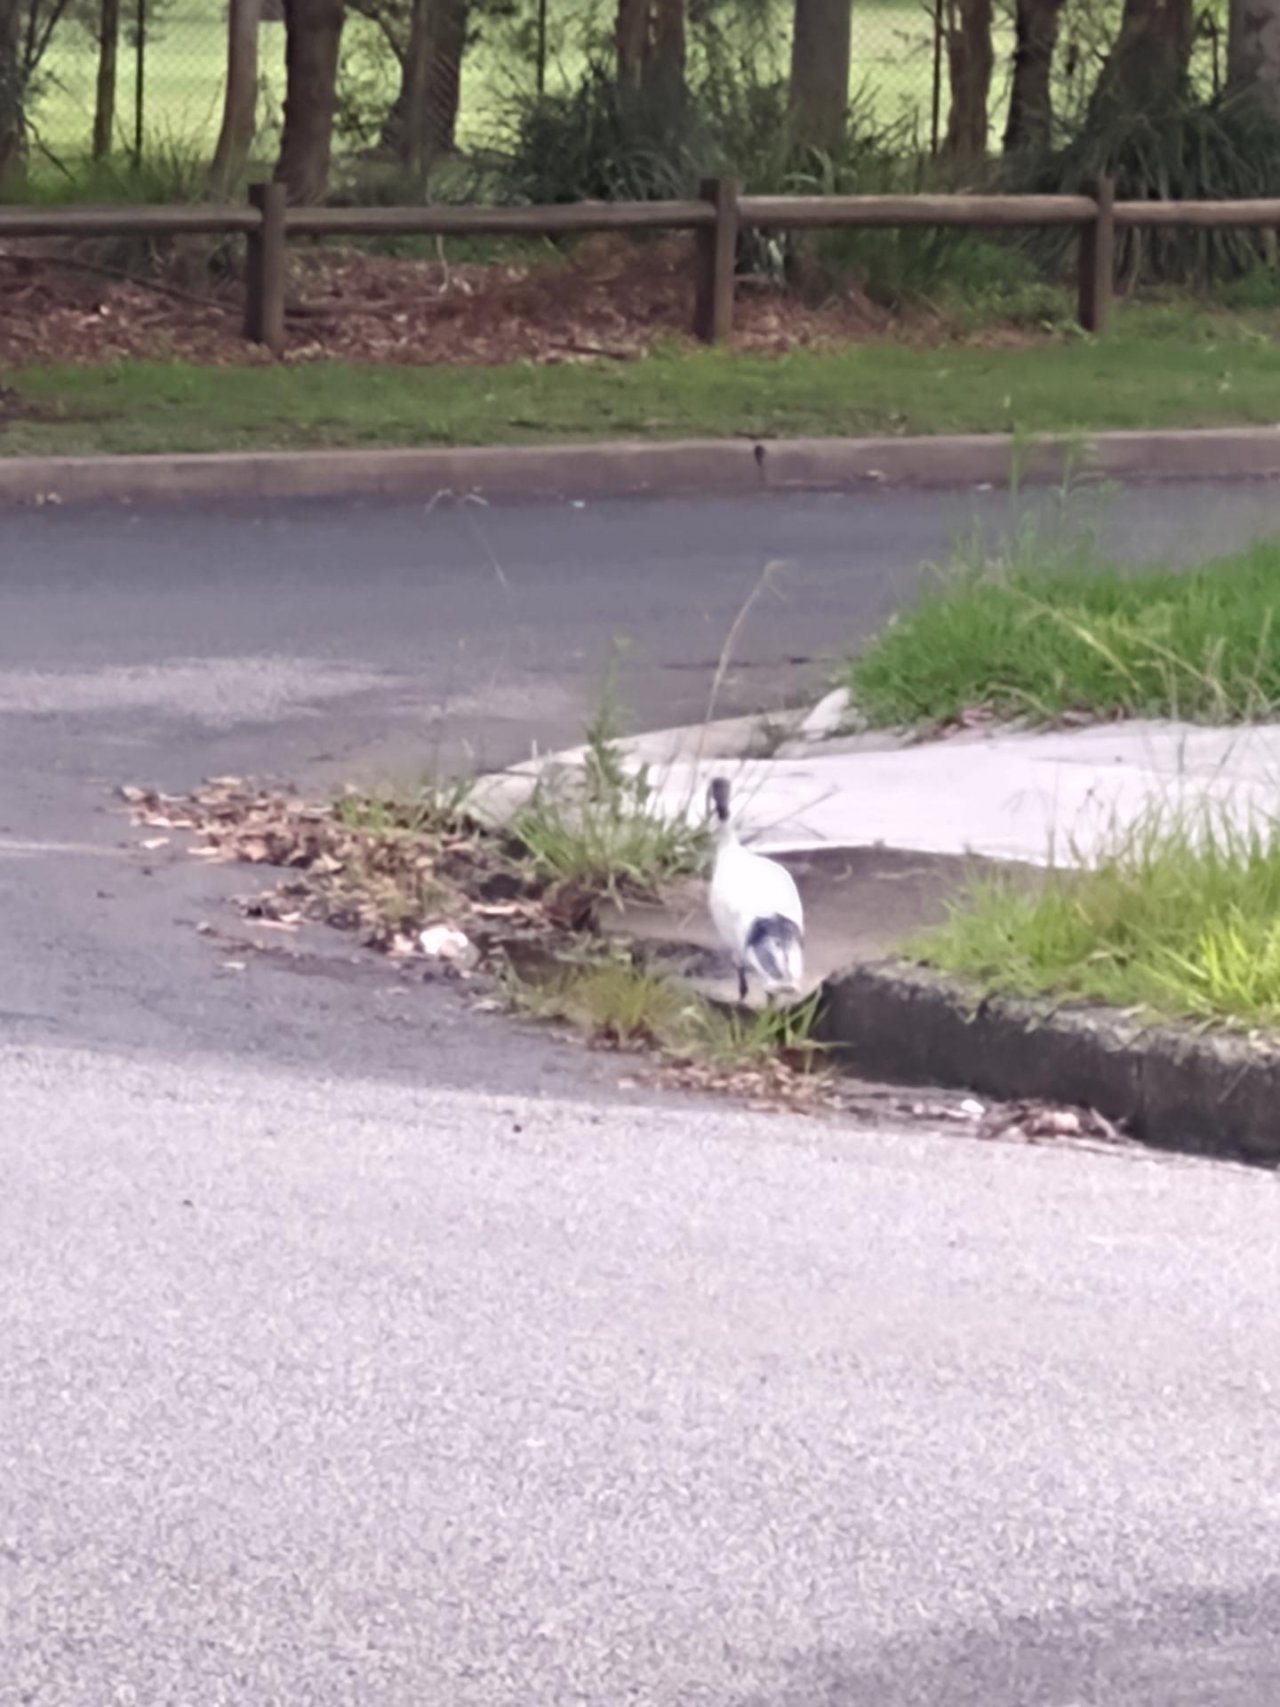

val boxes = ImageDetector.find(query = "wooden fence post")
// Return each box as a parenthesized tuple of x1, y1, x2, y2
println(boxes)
(1078, 174, 1115, 336)
(244, 180, 286, 352)
(693, 177, 738, 344)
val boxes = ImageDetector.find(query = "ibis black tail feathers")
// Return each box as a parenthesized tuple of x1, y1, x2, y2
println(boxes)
(745, 914, 804, 991)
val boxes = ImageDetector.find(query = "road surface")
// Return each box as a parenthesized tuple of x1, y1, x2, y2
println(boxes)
(4, 483, 1280, 1705)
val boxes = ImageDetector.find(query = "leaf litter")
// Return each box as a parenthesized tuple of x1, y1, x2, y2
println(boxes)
(1, 235, 947, 371)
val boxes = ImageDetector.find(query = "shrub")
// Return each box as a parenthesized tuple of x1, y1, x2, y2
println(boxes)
(1012, 92, 1280, 286)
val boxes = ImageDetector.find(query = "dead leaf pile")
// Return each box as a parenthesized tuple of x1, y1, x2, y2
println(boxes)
(978, 1098, 1128, 1148)
(635, 1064, 1131, 1142)
(120, 776, 559, 963)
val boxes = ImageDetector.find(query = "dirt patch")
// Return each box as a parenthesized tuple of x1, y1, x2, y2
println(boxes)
(0, 233, 986, 369)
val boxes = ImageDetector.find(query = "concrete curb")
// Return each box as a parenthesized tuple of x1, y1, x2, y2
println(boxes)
(5, 426, 1280, 508)
(819, 958, 1280, 1164)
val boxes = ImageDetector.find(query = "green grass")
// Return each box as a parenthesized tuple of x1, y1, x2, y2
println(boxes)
(913, 805, 1280, 1028)
(6, 304, 1280, 456)
(510, 695, 707, 902)
(509, 952, 826, 1068)
(848, 536, 1280, 729)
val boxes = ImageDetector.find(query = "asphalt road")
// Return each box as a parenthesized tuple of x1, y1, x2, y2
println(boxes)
(5, 483, 1280, 1705)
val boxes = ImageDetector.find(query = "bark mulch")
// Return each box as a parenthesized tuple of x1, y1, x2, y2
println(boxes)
(0, 232, 929, 368)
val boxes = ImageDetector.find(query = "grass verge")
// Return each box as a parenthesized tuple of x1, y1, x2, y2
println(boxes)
(848, 537, 1280, 729)
(8, 305, 1280, 455)
(912, 804, 1280, 1029)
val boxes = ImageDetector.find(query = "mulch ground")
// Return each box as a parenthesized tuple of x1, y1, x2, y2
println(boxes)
(0, 232, 944, 368)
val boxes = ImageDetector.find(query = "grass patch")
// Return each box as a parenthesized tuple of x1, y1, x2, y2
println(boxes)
(913, 804, 1280, 1029)
(509, 695, 707, 902)
(509, 952, 826, 1071)
(849, 536, 1280, 729)
(7, 303, 1280, 456)
(334, 774, 477, 842)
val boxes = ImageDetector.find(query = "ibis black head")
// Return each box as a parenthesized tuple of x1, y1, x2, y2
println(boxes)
(708, 776, 731, 824)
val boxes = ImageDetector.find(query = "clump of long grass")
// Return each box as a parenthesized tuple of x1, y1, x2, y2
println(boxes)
(1011, 90, 1280, 287)
(848, 528, 1280, 731)
(509, 952, 826, 1069)
(510, 686, 707, 901)
(912, 800, 1280, 1028)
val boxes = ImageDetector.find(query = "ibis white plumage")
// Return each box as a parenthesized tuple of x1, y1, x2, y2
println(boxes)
(706, 775, 804, 1002)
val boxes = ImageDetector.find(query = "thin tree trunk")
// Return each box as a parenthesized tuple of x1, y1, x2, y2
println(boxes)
(644, 0, 686, 105)
(0, 0, 23, 177)
(210, 0, 261, 191)
(788, 0, 853, 153)
(275, 0, 345, 202)
(616, 0, 647, 85)
(1092, 0, 1193, 112)
(1003, 0, 1064, 151)
(92, 0, 120, 159)
(382, 0, 424, 157)
(399, 0, 468, 169)
(378, 38, 411, 153)
(943, 0, 993, 155)
(1228, 0, 1280, 115)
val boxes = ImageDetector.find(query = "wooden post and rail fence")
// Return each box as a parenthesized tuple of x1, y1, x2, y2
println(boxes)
(3, 173, 1279, 353)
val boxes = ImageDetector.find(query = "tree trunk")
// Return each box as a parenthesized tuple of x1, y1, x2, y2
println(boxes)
(399, 0, 468, 170)
(943, 0, 993, 155)
(93, 0, 120, 159)
(616, 0, 647, 85)
(0, 0, 23, 177)
(210, 0, 261, 192)
(275, 0, 346, 203)
(1003, 0, 1064, 151)
(614, 0, 687, 105)
(1228, 0, 1280, 116)
(645, 0, 686, 105)
(788, 0, 853, 153)
(1092, 0, 1193, 112)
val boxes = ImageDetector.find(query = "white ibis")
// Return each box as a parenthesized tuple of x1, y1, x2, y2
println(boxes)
(706, 775, 804, 1003)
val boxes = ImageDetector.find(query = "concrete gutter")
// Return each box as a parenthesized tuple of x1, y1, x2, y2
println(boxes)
(821, 959, 1280, 1165)
(5, 425, 1280, 508)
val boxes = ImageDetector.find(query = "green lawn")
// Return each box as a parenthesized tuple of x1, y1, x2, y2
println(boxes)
(5, 313, 1279, 456)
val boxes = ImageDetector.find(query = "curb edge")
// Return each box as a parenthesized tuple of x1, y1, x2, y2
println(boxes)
(4, 426, 1280, 508)
(819, 958, 1280, 1165)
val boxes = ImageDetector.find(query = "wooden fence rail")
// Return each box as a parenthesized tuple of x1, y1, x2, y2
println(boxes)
(4, 174, 1280, 354)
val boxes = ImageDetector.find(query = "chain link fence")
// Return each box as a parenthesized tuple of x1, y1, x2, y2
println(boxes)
(20, 0, 1227, 182)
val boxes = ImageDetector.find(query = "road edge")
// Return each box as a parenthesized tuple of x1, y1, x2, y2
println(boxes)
(5, 426, 1280, 508)
(819, 958, 1279, 1164)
